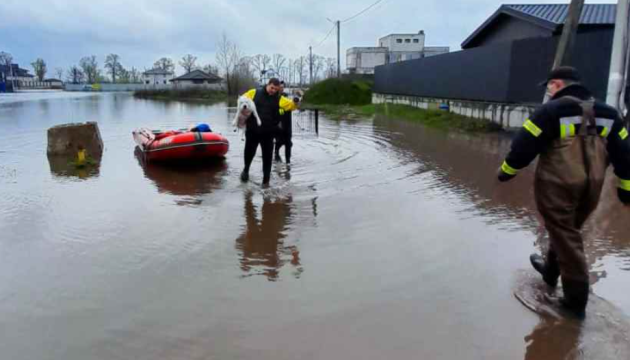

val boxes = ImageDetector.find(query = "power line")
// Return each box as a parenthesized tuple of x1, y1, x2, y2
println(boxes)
(341, 0, 386, 23)
(312, 24, 337, 49)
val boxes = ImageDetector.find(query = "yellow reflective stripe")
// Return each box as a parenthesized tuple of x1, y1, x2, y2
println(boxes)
(620, 127, 629, 140)
(560, 124, 567, 139)
(279, 96, 298, 111)
(501, 161, 518, 176)
(243, 89, 256, 100)
(279, 109, 286, 115)
(619, 178, 630, 191)
(569, 124, 575, 137)
(523, 119, 542, 137)
(600, 127, 608, 137)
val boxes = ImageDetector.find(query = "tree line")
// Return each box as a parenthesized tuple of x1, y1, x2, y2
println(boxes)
(3, 32, 337, 96)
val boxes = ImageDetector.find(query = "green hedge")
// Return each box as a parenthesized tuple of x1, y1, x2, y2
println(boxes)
(303, 78, 373, 105)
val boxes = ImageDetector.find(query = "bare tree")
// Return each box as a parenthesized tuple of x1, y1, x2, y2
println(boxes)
(179, 54, 197, 73)
(80, 56, 99, 84)
(153, 57, 175, 73)
(271, 54, 286, 77)
(325, 57, 337, 79)
(105, 54, 122, 83)
(203, 63, 220, 76)
(129, 67, 141, 83)
(0, 51, 12, 67)
(118, 67, 130, 83)
(55, 67, 64, 80)
(310, 55, 325, 82)
(67, 66, 84, 84)
(295, 56, 306, 87)
(0, 52, 16, 88)
(215, 32, 243, 95)
(31, 58, 47, 82)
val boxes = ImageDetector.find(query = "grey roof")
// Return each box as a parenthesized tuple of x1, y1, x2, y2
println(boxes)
(170, 69, 222, 82)
(505, 4, 616, 25)
(143, 68, 173, 75)
(462, 3, 616, 49)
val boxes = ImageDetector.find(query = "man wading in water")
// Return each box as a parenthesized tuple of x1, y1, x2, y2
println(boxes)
(497, 67, 630, 318)
(240, 78, 298, 186)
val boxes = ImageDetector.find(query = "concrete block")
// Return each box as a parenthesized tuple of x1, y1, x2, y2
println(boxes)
(47, 122, 104, 157)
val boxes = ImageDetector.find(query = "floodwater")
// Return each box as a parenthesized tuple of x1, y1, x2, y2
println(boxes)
(1, 91, 629, 360)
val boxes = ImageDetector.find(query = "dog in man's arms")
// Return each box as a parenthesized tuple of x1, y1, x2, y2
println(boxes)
(232, 96, 262, 130)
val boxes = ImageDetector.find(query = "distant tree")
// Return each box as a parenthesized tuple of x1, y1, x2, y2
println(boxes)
(271, 54, 286, 77)
(129, 67, 141, 83)
(179, 54, 197, 73)
(118, 66, 131, 83)
(325, 57, 336, 79)
(295, 56, 306, 86)
(153, 57, 175, 73)
(216, 32, 244, 95)
(67, 66, 84, 84)
(0, 51, 13, 68)
(202, 63, 219, 76)
(31, 58, 47, 81)
(55, 67, 64, 80)
(0, 52, 15, 87)
(308, 55, 324, 82)
(105, 54, 122, 83)
(80, 56, 99, 84)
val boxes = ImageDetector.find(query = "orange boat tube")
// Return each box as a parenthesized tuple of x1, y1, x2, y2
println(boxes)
(133, 127, 229, 161)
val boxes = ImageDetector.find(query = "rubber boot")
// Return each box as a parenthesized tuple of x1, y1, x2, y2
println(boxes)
(559, 279, 589, 319)
(530, 253, 560, 287)
(240, 170, 249, 182)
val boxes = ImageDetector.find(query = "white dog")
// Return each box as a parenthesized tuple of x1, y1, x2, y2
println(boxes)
(232, 96, 262, 131)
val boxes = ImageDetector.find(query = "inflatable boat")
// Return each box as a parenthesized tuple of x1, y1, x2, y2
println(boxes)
(133, 127, 229, 162)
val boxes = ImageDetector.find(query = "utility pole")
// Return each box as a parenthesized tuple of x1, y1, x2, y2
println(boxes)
(606, 0, 629, 113)
(309, 46, 313, 86)
(337, 20, 341, 78)
(544, 0, 585, 103)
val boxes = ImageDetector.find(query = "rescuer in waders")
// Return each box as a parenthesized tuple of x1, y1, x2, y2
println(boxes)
(274, 81, 299, 164)
(497, 67, 630, 318)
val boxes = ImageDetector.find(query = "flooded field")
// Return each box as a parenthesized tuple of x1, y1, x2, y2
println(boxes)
(1, 91, 629, 359)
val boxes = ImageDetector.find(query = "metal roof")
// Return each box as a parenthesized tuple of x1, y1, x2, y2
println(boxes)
(143, 68, 173, 75)
(170, 69, 222, 82)
(505, 4, 616, 25)
(462, 3, 616, 49)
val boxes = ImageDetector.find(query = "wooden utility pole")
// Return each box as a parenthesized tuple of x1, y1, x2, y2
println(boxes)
(543, 0, 585, 103)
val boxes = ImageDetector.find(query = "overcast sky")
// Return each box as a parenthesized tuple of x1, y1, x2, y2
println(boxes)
(0, 0, 615, 77)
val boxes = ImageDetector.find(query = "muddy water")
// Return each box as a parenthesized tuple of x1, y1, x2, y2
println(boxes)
(1, 92, 629, 360)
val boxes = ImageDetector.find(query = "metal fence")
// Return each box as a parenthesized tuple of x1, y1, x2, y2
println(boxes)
(374, 29, 616, 104)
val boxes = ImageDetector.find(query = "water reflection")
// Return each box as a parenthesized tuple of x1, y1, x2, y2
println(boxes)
(524, 319, 582, 360)
(47, 153, 101, 180)
(235, 191, 302, 281)
(134, 147, 227, 198)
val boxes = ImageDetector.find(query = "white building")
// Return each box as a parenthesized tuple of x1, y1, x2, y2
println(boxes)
(346, 30, 450, 74)
(346, 47, 388, 75)
(142, 68, 175, 86)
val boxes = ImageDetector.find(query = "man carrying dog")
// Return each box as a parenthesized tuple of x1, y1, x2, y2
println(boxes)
(497, 66, 630, 318)
(240, 78, 298, 185)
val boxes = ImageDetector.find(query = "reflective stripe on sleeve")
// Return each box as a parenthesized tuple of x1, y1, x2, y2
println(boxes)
(620, 178, 630, 191)
(523, 119, 542, 137)
(620, 128, 629, 140)
(501, 161, 518, 176)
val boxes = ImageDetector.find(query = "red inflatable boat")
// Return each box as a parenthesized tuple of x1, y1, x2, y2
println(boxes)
(133, 127, 229, 161)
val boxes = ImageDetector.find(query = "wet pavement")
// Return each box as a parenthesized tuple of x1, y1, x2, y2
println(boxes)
(1, 91, 629, 359)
